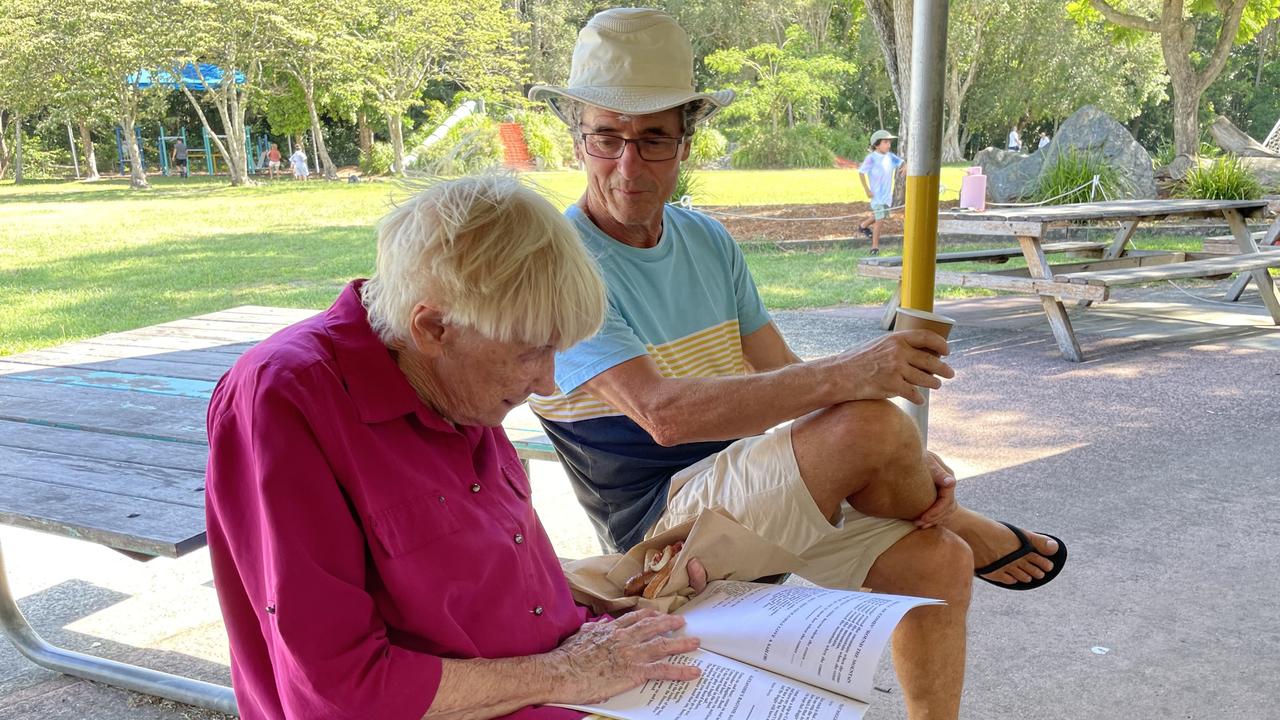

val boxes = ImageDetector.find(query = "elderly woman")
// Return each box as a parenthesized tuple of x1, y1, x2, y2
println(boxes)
(205, 176, 701, 720)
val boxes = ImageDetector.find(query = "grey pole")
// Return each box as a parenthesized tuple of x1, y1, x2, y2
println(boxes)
(66, 121, 81, 179)
(902, 0, 950, 443)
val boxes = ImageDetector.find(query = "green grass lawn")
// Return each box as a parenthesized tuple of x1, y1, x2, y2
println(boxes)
(533, 165, 967, 206)
(0, 171, 1195, 355)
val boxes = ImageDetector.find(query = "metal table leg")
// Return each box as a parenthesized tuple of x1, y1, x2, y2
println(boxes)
(0, 537, 238, 715)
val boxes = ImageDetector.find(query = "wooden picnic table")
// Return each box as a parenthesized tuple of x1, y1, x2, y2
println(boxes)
(0, 306, 557, 712)
(859, 199, 1280, 361)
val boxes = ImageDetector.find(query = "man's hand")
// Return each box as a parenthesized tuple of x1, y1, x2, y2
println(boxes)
(914, 451, 958, 529)
(687, 557, 708, 594)
(545, 609, 701, 705)
(827, 330, 954, 405)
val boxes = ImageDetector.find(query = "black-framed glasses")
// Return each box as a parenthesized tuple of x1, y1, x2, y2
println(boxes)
(580, 133, 684, 161)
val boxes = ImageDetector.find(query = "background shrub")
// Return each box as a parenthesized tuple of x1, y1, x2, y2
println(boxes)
(688, 127, 728, 168)
(731, 124, 836, 169)
(517, 110, 575, 169)
(1030, 149, 1130, 204)
(1178, 155, 1263, 200)
(669, 164, 701, 203)
(411, 114, 505, 175)
(359, 141, 394, 175)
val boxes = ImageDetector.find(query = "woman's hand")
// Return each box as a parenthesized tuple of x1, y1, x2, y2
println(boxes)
(545, 609, 701, 705)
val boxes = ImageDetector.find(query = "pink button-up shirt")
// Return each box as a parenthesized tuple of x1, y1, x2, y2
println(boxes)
(206, 282, 590, 719)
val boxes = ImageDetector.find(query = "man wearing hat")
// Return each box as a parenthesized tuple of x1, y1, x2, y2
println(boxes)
(530, 9, 1068, 718)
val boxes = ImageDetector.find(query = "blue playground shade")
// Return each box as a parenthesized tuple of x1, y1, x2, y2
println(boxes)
(128, 63, 245, 91)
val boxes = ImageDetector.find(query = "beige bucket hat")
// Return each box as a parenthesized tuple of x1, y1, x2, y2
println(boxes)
(528, 8, 734, 128)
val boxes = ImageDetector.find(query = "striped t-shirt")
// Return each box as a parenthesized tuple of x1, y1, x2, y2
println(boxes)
(529, 204, 771, 551)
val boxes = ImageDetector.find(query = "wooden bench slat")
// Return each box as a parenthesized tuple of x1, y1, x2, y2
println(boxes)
(858, 241, 1108, 267)
(1055, 253, 1280, 286)
(0, 377, 209, 444)
(0, 445, 206, 509)
(3, 348, 232, 381)
(0, 473, 204, 557)
(0, 419, 208, 471)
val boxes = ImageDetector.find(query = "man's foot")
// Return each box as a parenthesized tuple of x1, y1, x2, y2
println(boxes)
(859, 226, 873, 239)
(945, 509, 1060, 586)
(869, 247, 880, 256)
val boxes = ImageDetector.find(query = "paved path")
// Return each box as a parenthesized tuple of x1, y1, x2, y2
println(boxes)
(2, 283, 1277, 718)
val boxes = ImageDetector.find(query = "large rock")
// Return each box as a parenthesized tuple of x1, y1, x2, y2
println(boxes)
(1236, 157, 1280, 192)
(976, 147, 1044, 203)
(1208, 115, 1279, 158)
(977, 105, 1156, 202)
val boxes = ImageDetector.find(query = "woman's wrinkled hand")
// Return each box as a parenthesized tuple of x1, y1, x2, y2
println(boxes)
(545, 609, 701, 705)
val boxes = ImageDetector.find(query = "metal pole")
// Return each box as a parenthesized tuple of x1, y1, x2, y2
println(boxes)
(0, 538, 237, 714)
(901, 0, 949, 441)
(66, 122, 80, 179)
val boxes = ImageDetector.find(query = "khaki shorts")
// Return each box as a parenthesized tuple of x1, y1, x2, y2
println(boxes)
(645, 422, 913, 590)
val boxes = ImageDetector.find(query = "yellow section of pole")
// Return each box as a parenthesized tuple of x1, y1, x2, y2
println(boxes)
(901, 174, 940, 312)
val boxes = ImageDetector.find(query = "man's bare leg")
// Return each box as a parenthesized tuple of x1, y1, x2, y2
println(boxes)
(791, 399, 1060, 584)
(863, 527, 972, 719)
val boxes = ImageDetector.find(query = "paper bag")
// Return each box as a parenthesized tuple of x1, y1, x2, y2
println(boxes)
(561, 507, 804, 615)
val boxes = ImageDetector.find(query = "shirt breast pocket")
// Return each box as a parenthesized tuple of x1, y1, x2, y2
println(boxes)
(366, 493, 462, 558)
(502, 461, 532, 501)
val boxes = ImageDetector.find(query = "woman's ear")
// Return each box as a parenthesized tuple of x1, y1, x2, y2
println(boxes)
(408, 305, 449, 357)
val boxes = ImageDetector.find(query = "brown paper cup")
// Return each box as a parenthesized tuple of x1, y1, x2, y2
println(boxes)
(894, 307, 955, 340)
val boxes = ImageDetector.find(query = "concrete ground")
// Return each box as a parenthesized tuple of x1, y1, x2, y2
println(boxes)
(2, 280, 1277, 719)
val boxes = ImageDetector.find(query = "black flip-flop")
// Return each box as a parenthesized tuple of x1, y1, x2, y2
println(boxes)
(973, 521, 1067, 591)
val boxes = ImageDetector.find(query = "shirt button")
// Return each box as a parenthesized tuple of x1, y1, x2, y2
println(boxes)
(470, 483, 481, 493)
(533, 605, 544, 616)
(514, 533, 524, 544)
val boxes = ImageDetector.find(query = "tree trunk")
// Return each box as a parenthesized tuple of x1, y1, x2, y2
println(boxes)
(0, 111, 9, 180)
(358, 111, 373, 164)
(941, 61, 964, 163)
(79, 122, 101, 181)
(120, 110, 148, 189)
(1169, 89, 1200, 175)
(226, 83, 253, 186)
(388, 113, 405, 175)
(892, 0, 913, 159)
(302, 79, 337, 180)
(13, 115, 24, 184)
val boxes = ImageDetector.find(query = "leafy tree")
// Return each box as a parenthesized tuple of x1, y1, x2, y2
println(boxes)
(0, 0, 48, 182)
(707, 26, 857, 134)
(358, 0, 525, 175)
(1075, 0, 1280, 174)
(160, 0, 276, 186)
(266, 0, 366, 180)
(1204, 16, 1280, 140)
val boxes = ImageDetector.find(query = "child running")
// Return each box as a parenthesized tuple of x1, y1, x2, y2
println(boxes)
(856, 129, 905, 256)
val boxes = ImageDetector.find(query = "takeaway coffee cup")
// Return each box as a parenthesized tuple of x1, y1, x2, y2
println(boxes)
(894, 307, 955, 348)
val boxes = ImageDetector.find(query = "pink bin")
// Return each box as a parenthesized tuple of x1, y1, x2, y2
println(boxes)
(959, 166, 986, 211)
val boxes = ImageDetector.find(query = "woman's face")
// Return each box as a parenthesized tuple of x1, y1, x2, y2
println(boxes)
(418, 322, 558, 427)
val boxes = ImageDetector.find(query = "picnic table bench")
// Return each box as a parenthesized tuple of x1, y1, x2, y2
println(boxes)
(0, 306, 558, 712)
(859, 199, 1280, 361)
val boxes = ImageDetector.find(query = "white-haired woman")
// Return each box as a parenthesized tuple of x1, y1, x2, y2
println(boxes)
(205, 176, 702, 720)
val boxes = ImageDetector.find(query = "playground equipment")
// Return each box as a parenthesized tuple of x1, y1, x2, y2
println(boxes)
(1264, 116, 1280, 154)
(404, 99, 483, 167)
(113, 126, 147, 175)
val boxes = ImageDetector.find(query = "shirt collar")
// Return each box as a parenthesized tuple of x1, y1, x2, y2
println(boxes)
(323, 281, 454, 432)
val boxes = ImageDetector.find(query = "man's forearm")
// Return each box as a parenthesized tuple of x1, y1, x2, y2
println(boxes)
(425, 655, 558, 720)
(637, 359, 843, 445)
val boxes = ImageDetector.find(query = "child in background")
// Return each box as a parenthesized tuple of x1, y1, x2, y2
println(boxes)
(856, 129, 905, 256)
(289, 147, 309, 180)
(266, 143, 282, 179)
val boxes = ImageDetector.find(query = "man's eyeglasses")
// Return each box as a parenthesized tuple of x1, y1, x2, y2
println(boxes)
(580, 133, 684, 162)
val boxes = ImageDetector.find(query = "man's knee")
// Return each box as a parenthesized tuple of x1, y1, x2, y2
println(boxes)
(828, 399, 923, 465)
(869, 527, 973, 608)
